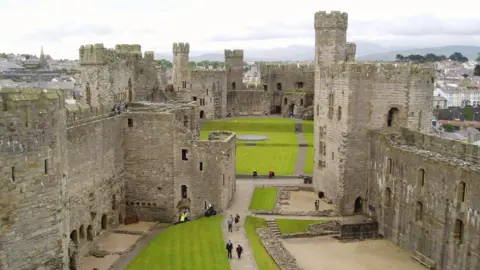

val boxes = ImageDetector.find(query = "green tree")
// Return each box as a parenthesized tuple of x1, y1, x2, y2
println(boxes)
(465, 106, 473, 120)
(449, 52, 468, 62)
(474, 65, 480, 76)
(155, 59, 173, 69)
(441, 124, 456, 132)
(188, 61, 196, 69)
(395, 54, 405, 61)
(0, 53, 7, 59)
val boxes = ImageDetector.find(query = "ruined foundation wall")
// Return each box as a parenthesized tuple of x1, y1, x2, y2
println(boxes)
(0, 89, 67, 270)
(227, 90, 269, 116)
(67, 114, 126, 256)
(367, 129, 480, 270)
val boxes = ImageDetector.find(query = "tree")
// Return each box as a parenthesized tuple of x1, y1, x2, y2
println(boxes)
(395, 54, 405, 61)
(441, 124, 455, 132)
(449, 52, 468, 62)
(0, 53, 7, 59)
(155, 59, 172, 69)
(188, 61, 196, 69)
(465, 106, 473, 121)
(474, 65, 480, 76)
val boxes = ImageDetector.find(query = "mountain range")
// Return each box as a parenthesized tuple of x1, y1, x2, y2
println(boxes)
(155, 42, 480, 62)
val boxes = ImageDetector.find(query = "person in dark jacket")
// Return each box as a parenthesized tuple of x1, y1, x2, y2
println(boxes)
(226, 240, 233, 259)
(236, 244, 243, 259)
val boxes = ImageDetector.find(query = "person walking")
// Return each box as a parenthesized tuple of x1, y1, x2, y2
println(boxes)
(236, 244, 243, 259)
(226, 240, 233, 259)
(234, 214, 240, 231)
(228, 215, 233, 232)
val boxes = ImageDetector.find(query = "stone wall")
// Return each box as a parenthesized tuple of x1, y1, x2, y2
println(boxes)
(227, 90, 269, 116)
(0, 89, 67, 270)
(67, 114, 126, 257)
(314, 62, 436, 214)
(367, 130, 480, 270)
(190, 70, 227, 119)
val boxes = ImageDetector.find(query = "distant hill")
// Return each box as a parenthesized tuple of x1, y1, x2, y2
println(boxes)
(357, 46, 480, 61)
(155, 44, 480, 62)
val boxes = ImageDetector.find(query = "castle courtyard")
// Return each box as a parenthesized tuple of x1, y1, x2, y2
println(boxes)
(281, 237, 427, 270)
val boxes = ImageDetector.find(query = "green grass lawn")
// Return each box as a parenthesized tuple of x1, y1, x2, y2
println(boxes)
(200, 118, 298, 175)
(126, 216, 229, 270)
(249, 187, 278, 211)
(303, 120, 314, 174)
(275, 219, 323, 234)
(244, 216, 280, 270)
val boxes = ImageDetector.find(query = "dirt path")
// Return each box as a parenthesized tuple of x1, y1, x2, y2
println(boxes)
(294, 119, 308, 176)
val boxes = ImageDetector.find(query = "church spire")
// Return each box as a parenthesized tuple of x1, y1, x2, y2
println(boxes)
(39, 45, 47, 68)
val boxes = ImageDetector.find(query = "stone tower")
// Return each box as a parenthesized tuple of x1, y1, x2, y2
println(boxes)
(172, 42, 190, 93)
(314, 11, 348, 67)
(225, 50, 244, 90)
(313, 11, 352, 214)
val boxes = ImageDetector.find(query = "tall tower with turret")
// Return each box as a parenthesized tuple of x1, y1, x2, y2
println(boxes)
(172, 43, 190, 93)
(313, 11, 351, 214)
(225, 50, 244, 90)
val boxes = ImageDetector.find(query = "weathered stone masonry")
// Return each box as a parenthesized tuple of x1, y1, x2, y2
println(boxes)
(0, 43, 237, 270)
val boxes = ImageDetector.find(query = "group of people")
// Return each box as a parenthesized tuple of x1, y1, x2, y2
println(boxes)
(252, 170, 276, 179)
(226, 214, 243, 259)
(111, 103, 130, 116)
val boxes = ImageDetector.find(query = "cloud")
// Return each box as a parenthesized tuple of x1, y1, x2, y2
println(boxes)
(206, 15, 480, 43)
(26, 25, 115, 43)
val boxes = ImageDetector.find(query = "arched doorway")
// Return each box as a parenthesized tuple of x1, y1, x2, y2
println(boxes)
(318, 192, 325, 199)
(354, 197, 363, 214)
(232, 82, 236, 90)
(101, 214, 107, 230)
(70, 230, 78, 245)
(200, 110, 205, 119)
(387, 108, 399, 127)
(87, 225, 93, 241)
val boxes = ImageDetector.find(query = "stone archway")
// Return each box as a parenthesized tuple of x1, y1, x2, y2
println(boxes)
(200, 110, 205, 119)
(354, 197, 363, 214)
(101, 214, 107, 230)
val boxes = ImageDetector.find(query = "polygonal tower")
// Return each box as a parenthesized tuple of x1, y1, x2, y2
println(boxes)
(314, 11, 348, 67)
(225, 49, 244, 90)
(313, 11, 351, 214)
(172, 42, 190, 92)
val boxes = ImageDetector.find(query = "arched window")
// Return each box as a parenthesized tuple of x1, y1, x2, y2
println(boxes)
(181, 185, 188, 199)
(387, 108, 399, 127)
(87, 225, 93, 241)
(418, 168, 425, 187)
(101, 214, 107, 230)
(79, 225, 85, 240)
(416, 201, 423, 221)
(384, 188, 392, 206)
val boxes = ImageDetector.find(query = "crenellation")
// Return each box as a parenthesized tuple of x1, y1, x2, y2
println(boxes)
(79, 44, 106, 65)
(224, 49, 244, 58)
(173, 42, 190, 53)
(144, 51, 154, 61)
(314, 11, 348, 30)
(345, 42, 356, 61)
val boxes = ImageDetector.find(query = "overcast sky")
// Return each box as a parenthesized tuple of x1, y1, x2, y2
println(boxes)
(1, 0, 479, 59)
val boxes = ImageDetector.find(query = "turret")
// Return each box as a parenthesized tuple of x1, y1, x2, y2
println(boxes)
(79, 43, 106, 65)
(345, 42, 356, 62)
(225, 49, 244, 90)
(314, 11, 348, 67)
(172, 42, 190, 92)
(144, 51, 155, 62)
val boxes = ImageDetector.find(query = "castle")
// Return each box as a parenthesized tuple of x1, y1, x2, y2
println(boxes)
(0, 9, 479, 270)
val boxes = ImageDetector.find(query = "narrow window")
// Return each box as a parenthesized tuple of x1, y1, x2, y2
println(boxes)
(44, 159, 48, 174)
(222, 174, 225, 186)
(384, 188, 391, 206)
(199, 162, 203, 171)
(128, 118, 133, 127)
(181, 185, 187, 199)
(418, 168, 425, 187)
(416, 201, 423, 221)
(263, 85, 267, 91)
(337, 106, 342, 120)
(182, 149, 188, 161)
(183, 115, 188, 127)
(284, 98, 287, 105)
(277, 83, 282, 91)
(387, 158, 392, 174)
(232, 82, 236, 90)
(316, 105, 319, 116)
(11, 167, 15, 182)
(300, 99, 304, 106)
(204, 201, 207, 209)
(454, 219, 464, 244)
(457, 182, 466, 203)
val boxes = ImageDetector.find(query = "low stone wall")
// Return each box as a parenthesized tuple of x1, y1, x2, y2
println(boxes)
(251, 210, 333, 216)
(257, 228, 303, 270)
(280, 221, 340, 239)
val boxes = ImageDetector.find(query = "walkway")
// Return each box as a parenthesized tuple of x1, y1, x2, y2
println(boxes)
(221, 181, 259, 270)
(293, 119, 308, 176)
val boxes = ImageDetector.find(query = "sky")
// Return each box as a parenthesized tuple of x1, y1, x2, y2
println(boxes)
(1, 0, 480, 59)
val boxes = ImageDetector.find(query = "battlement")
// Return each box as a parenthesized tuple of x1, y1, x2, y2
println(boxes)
(314, 11, 348, 30)
(318, 62, 435, 81)
(144, 51, 155, 61)
(0, 87, 64, 119)
(79, 43, 106, 65)
(260, 63, 315, 74)
(346, 42, 356, 55)
(114, 44, 142, 57)
(224, 49, 244, 59)
(173, 42, 190, 53)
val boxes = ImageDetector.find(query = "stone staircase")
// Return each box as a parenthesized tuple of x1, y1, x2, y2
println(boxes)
(266, 219, 281, 237)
